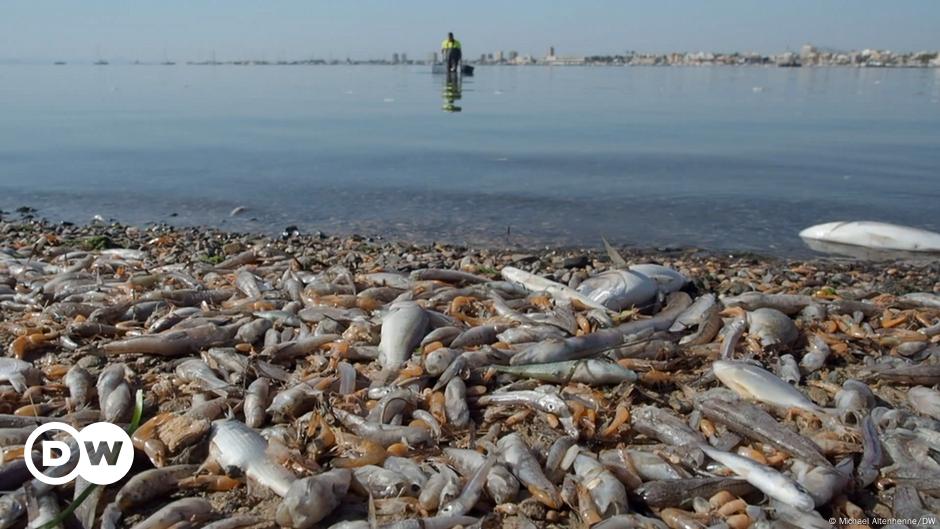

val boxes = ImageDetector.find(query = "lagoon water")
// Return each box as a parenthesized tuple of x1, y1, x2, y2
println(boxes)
(1, 64, 938, 254)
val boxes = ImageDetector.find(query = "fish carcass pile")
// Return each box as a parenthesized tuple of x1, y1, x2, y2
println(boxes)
(1, 220, 939, 529)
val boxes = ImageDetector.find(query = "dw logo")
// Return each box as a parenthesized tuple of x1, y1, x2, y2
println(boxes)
(24, 422, 134, 485)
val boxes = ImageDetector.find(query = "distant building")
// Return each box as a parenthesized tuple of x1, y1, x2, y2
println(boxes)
(548, 46, 556, 60)
(775, 52, 801, 67)
(508, 50, 518, 61)
(800, 43, 818, 65)
(495, 51, 504, 62)
(392, 53, 399, 64)
(429, 52, 438, 64)
(401, 53, 407, 63)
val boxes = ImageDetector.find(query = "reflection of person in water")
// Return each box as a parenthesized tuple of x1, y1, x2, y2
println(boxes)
(442, 72, 462, 112)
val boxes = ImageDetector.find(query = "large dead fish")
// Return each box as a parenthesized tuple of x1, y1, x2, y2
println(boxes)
(799, 221, 940, 252)
(377, 301, 428, 372)
(575, 269, 658, 311)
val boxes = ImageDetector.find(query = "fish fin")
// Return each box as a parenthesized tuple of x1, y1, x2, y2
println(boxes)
(601, 236, 629, 268)
(368, 492, 378, 529)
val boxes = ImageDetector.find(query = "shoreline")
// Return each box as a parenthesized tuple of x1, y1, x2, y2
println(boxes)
(3, 217, 938, 295)
(1, 215, 938, 527)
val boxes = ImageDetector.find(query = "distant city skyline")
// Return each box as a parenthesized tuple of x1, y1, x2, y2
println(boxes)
(2, 0, 939, 63)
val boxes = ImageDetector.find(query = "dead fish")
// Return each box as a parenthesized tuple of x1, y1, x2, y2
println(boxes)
(712, 360, 822, 414)
(636, 477, 753, 509)
(670, 294, 722, 345)
(500, 266, 611, 315)
(572, 452, 629, 516)
(497, 433, 562, 509)
(777, 354, 801, 385)
(207, 419, 297, 497)
(267, 381, 320, 422)
(235, 270, 264, 299)
(333, 409, 431, 447)
(128, 497, 213, 529)
(864, 363, 940, 385)
(421, 327, 462, 347)
(493, 359, 637, 385)
(478, 389, 577, 437)
(277, 468, 351, 528)
(510, 292, 690, 365)
(419, 465, 460, 512)
(628, 264, 688, 294)
(442, 447, 519, 505)
(104, 322, 241, 357)
(64, 365, 95, 409)
(834, 379, 875, 411)
(97, 364, 133, 423)
(377, 302, 428, 373)
(175, 359, 233, 396)
(262, 335, 339, 362)
(800, 334, 830, 374)
(115, 464, 199, 511)
(898, 292, 940, 310)
(444, 378, 470, 429)
(0, 359, 42, 393)
(746, 308, 798, 348)
(245, 378, 271, 428)
(695, 397, 830, 467)
(697, 443, 815, 512)
(438, 451, 497, 517)
(351, 465, 418, 498)
(857, 414, 882, 488)
(576, 269, 658, 311)
(908, 386, 940, 420)
(450, 325, 503, 349)
(722, 292, 814, 315)
(631, 405, 705, 449)
(235, 318, 273, 344)
(424, 348, 459, 376)
(719, 316, 747, 360)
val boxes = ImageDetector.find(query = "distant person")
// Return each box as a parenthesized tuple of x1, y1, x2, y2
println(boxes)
(441, 32, 462, 72)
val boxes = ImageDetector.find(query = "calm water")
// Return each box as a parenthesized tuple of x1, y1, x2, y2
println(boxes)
(1, 64, 939, 254)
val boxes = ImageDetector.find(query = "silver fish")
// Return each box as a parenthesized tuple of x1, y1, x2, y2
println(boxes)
(575, 269, 658, 311)
(746, 308, 798, 348)
(378, 302, 428, 372)
(493, 359, 636, 385)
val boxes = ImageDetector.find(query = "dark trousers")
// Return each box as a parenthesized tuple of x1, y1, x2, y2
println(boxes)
(447, 49, 462, 71)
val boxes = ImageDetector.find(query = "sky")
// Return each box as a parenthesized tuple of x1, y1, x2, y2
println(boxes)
(2, 0, 938, 63)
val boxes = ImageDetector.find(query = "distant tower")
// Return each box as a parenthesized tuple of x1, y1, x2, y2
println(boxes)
(401, 53, 407, 63)
(549, 46, 555, 58)
(392, 53, 399, 64)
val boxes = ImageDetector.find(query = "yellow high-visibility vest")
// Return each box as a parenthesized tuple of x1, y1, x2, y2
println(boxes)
(441, 39, 461, 50)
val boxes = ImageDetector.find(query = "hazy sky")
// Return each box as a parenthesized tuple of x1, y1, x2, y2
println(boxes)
(3, 0, 938, 62)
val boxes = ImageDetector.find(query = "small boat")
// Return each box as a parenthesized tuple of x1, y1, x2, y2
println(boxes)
(431, 63, 474, 76)
(94, 60, 109, 66)
(53, 61, 67, 65)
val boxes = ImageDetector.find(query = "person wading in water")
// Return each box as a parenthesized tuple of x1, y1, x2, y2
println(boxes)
(441, 32, 462, 73)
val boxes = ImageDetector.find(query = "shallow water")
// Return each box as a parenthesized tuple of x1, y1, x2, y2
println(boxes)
(1, 64, 938, 255)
